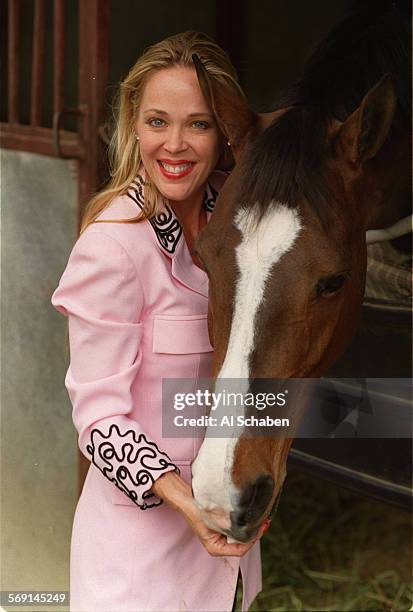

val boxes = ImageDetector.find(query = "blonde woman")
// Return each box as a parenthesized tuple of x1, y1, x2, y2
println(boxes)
(51, 31, 266, 611)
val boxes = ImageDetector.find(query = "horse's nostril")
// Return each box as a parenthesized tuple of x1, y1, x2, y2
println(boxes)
(255, 474, 275, 508)
(231, 474, 275, 531)
(238, 481, 257, 509)
(234, 511, 248, 527)
(242, 474, 274, 510)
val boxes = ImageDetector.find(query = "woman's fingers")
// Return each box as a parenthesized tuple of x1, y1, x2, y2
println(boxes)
(178, 490, 270, 557)
(199, 520, 270, 557)
(201, 531, 256, 557)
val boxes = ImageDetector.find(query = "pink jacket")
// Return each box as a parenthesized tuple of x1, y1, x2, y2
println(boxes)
(51, 171, 261, 611)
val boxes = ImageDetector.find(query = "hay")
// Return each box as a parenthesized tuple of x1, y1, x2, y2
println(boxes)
(235, 468, 412, 611)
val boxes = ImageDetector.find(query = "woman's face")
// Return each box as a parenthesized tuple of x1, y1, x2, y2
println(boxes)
(135, 65, 221, 207)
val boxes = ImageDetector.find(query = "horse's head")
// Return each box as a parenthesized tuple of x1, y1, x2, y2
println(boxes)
(191, 75, 402, 541)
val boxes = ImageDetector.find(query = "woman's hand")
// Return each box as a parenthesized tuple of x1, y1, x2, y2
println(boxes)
(181, 498, 268, 557)
(151, 471, 269, 557)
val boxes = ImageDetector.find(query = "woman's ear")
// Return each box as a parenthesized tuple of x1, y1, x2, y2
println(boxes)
(216, 139, 235, 171)
(192, 54, 258, 160)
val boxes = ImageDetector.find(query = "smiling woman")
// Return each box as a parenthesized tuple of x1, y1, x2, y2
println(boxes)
(51, 31, 264, 612)
(135, 65, 221, 246)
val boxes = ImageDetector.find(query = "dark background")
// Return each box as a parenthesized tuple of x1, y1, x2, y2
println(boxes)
(1, 0, 354, 125)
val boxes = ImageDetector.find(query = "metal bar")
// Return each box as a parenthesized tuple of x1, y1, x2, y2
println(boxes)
(288, 447, 412, 512)
(0, 123, 85, 158)
(53, 105, 87, 158)
(30, 0, 46, 126)
(77, 0, 109, 229)
(77, 1, 109, 487)
(53, 0, 65, 115)
(7, 0, 20, 123)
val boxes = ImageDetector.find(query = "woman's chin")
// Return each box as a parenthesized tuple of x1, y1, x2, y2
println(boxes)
(153, 168, 209, 204)
(156, 179, 201, 204)
(159, 187, 192, 203)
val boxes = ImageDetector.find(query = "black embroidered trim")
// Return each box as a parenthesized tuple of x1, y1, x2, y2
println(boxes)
(86, 423, 178, 510)
(204, 181, 218, 213)
(126, 174, 219, 254)
(127, 175, 182, 254)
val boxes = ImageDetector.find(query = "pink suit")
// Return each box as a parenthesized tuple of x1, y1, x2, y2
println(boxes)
(51, 171, 262, 611)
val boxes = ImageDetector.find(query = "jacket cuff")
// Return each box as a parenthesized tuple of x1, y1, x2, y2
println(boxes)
(86, 424, 179, 509)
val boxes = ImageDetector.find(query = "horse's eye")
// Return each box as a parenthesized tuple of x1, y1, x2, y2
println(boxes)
(316, 274, 346, 298)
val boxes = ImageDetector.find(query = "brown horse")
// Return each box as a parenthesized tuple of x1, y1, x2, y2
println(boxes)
(191, 2, 411, 542)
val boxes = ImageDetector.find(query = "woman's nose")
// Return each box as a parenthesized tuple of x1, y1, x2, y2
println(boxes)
(163, 127, 188, 154)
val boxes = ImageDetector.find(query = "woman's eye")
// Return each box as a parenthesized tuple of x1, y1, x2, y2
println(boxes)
(148, 118, 165, 127)
(316, 274, 346, 299)
(192, 120, 209, 129)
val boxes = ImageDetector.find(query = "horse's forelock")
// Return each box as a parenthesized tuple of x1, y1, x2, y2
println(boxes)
(236, 107, 332, 227)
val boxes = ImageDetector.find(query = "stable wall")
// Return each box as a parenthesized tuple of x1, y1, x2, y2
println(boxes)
(1, 149, 77, 597)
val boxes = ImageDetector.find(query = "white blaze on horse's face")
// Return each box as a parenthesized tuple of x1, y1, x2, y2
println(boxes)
(221, 203, 302, 379)
(191, 202, 302, 540)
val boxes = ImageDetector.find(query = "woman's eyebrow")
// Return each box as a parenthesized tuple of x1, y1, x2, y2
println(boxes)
(142, 108, 213, 119)
(188, 112, 214, 118)
(142, 108, 168, 115)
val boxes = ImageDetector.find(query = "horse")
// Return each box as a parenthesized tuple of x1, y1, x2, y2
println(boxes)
(190, 0, 411, 542)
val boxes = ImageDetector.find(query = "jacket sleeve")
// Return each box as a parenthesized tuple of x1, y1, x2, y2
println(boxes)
(51, 229, 178, 509)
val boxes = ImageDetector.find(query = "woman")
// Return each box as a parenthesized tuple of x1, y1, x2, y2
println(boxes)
(51, 31, 266, 612)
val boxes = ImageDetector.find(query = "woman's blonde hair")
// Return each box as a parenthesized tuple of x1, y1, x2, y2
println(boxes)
(80, 31, 247, 234)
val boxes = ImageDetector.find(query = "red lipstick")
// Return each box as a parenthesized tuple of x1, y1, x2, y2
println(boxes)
(157, 159, 195, 180)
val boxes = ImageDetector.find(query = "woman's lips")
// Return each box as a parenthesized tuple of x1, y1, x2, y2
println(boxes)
(157, 159, 195, 180)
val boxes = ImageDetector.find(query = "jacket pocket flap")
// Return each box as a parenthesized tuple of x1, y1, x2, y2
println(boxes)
(152, 315, 213, 354)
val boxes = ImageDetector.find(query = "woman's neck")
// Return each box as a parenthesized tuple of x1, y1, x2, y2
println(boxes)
(170, 185, 208, 267)
(170, 184, 206, 243)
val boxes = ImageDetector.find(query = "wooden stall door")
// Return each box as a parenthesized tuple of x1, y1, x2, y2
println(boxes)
(1, 0, 110, 491)
(1, 0, 110, 229)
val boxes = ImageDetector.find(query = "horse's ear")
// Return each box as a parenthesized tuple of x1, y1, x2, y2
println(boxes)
(192, 54, 258, 159)
(336, 73, 397, 165)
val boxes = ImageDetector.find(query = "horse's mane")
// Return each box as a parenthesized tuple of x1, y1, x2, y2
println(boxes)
(238, 0, 411, 221)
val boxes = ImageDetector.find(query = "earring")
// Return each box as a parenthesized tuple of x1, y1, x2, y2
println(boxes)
(226, 140, 231, 147)
(135, 135, 140, 141)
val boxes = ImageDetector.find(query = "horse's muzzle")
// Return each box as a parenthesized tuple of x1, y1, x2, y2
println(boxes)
(229, 474, 275, 542)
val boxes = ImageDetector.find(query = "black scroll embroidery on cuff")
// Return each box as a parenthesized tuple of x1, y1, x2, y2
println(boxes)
(86, 424, 178, 509)
(127, 175, 182, 255)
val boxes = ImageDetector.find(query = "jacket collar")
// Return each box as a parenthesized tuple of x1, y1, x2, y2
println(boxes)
(126, 171, 219, 298)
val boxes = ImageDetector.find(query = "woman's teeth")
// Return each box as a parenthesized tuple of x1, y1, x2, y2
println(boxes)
(160, 161, 193, 174)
